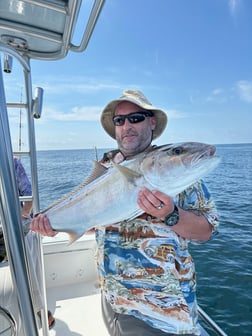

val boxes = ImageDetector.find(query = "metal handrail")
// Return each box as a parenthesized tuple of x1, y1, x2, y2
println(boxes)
(0, 306, 16, 336)
(0, 48, 45, 336)
(198, 306, 228, 336)
(70, 0, 105, 53)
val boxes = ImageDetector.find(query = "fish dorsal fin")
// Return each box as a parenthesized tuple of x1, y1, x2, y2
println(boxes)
(112, 162, 142, 183)
(42, 161, 108, 213)
(83, 160, 108, 186)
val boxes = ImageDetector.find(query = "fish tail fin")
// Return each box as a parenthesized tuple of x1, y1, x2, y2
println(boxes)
(68, 233, 79, 245)
(65, 230, 86, 245)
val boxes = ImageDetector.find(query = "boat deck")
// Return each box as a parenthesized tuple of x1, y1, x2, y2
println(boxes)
(46, 283, 109, 336)
(42, 232, 110, 335)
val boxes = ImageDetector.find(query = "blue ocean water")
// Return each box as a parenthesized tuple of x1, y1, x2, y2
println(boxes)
(190, 144, 252, 336)
(30, 143, 252, 336)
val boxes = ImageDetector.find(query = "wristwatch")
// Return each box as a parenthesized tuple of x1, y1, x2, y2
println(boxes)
(164, 205, 179, 226)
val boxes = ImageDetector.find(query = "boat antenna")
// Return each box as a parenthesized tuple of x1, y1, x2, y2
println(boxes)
(18, 87, 23, 153)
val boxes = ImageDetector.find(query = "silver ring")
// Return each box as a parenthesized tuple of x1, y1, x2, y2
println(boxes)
(157, 202, 164, 210)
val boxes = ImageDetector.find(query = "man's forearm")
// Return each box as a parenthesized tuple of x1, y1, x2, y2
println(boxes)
(171, 207, 212, 241)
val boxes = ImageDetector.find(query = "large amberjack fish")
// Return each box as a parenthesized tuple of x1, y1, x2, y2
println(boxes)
(33, 142, 220, 243)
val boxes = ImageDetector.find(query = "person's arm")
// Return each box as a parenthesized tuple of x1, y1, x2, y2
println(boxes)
(169, 207, 212, 240)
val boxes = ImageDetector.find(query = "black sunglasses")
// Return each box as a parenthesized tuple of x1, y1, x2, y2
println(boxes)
(113, 111, 154, 126)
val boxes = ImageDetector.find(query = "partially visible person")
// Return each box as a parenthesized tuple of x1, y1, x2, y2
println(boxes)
(31, 90, 219, 335)
(0, 157, 32, 262)
(14, 156, 33, 219)
(0, 157, 55, 329)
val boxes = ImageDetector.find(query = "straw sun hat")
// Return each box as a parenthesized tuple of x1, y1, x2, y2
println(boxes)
(100, 89, 168, 140)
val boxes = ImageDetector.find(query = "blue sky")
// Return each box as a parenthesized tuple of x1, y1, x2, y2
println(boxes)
(4, 0, 252, 150)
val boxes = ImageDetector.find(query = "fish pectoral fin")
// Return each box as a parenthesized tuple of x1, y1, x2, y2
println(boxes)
(112, 162, 142, 183)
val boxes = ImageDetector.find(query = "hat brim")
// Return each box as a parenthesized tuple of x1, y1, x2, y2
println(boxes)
(101, 99, 168, 140)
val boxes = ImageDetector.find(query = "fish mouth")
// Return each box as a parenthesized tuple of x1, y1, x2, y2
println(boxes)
(199, 145, 216, 158)
(191, 145, 217, 165)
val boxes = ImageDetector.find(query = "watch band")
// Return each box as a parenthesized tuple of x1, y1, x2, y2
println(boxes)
(164, 205, 179, 227)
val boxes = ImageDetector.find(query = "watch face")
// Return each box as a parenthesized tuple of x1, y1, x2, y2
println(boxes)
(166, 216, 177, 226)
(165, 206, 179, 226)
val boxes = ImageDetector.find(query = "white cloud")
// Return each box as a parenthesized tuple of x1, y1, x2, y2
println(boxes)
(236, 80, 252, 102)
(165, 109, 187, 119)
(206, 88, 227, 103)
(39, 105, 102, 122)
(59, 106, 101, 121)
(190, 88, 228, 105)
(33, 75, 120, 95)
(228, 0, 240, 15)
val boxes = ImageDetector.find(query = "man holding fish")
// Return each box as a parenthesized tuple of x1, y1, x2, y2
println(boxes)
(31, 90, 219, 335)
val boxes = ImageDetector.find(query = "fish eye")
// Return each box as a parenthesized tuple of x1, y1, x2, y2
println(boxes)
(172, 147, 183, 155)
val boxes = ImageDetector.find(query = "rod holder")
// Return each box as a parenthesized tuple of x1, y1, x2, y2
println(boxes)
(32, 87, 44, 119)
(3, 54, 13, 73)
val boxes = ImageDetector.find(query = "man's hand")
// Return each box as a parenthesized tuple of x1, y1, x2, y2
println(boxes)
(30, 213, 57, 237)
(137, 187, 174, 219)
